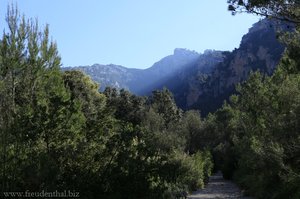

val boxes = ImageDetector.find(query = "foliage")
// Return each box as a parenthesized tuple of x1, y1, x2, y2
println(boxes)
(0, 5, 85, 192)
(5, 1, 300, 198)
(0, 6, 213, 199)
(206, 56, 300, 198)
(165, 2, 297, 198)
(227, 0, 300, 24)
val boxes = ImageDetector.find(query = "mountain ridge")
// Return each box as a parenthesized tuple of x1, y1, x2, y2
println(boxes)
(64, 19, 288, 115)
(63, 48, 204, 93)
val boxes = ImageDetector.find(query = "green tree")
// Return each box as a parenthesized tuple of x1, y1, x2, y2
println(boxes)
(223, 1, 300, 197)
(221, 70, 300, 198)
(0, 6, 85, 192)
(150, 88, 182, 127)
(227, 0, 300, 24)
(180, 110, 202, 153)
(0, 5, 214, 199)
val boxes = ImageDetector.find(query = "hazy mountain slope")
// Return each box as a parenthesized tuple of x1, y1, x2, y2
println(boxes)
(144, 50, 226, 105)
(130, 48, 200, 94)
(134, 49, 224, 95)
(64, 48, 201, 92)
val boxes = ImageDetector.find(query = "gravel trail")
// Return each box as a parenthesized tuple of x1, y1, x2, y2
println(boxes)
(188, 172, 253, 199)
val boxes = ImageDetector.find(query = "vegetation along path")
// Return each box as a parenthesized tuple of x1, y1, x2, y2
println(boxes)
(188, 172, 253, 199)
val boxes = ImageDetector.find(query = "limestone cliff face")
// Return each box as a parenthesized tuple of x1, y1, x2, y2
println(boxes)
(211, 19, 285, 92)
(181, 19, 287, 115)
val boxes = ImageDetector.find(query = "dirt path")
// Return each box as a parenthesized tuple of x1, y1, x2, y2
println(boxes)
(188, 171, 253, 199)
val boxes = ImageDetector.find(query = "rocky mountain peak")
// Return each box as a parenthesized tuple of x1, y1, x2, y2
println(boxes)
(173, 48, 199, 57)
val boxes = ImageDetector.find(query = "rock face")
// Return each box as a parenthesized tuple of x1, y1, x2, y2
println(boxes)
(180, 19, 286, 115)
(64, 19, 289, 115)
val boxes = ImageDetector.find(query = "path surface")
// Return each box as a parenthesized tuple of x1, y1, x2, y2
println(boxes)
(188, 172, 253, 199)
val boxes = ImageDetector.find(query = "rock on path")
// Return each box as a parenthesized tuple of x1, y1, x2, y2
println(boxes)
(188, 171, 253, 199)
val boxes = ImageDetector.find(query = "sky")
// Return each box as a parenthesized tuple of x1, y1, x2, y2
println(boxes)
(0, 0, 261, 69)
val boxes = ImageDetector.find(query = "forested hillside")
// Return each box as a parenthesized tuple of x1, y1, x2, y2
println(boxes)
(0, 1, 299, 199)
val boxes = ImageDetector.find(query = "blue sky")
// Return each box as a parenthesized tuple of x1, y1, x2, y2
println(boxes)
(0, 0, 261, 69)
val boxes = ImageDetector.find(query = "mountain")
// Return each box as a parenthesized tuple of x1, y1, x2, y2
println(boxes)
(63, 64, 140, 91)
(171, 19, 287, 115)
(63, 48, 201, 93)
(64, 19, 289, 115)
(133, 49, 225, 95)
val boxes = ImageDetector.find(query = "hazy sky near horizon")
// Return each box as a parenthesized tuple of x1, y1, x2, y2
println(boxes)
(0, 0, 261, 69)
